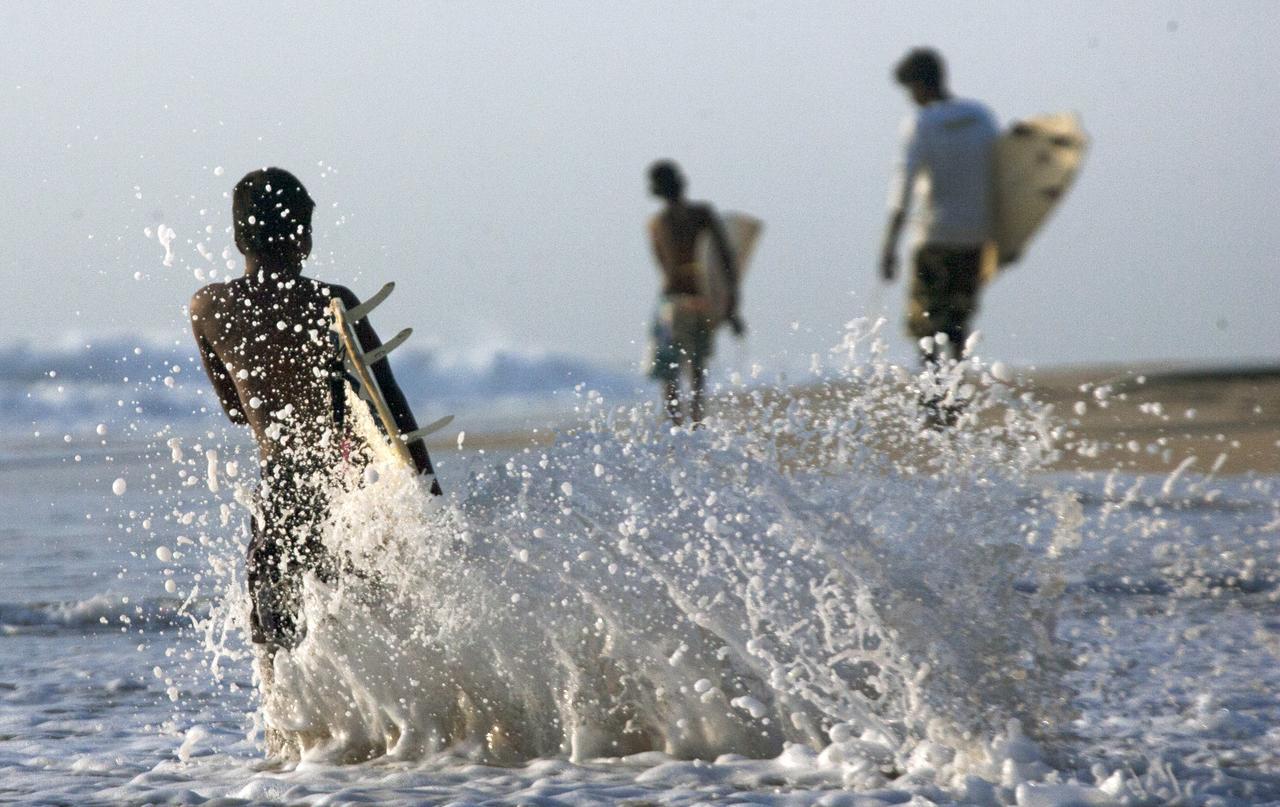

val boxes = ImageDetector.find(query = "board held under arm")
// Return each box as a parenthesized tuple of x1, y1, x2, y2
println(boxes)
(329, 284, 448, 474)
(694, 212, 764, 329)
(990, 112, 1088, 277)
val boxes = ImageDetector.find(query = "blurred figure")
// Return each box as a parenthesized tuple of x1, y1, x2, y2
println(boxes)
(879, 48, 999, 369)
(646, 160, 742, 426)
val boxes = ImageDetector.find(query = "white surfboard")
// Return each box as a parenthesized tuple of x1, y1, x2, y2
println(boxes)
(992, 112, 1087, 271)
(694, 211, 763, 328)
(330, 285, 450, 476)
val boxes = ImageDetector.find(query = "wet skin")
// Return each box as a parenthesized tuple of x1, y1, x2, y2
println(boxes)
(649, 200, 738, 300)
(190, 262, 439, 490)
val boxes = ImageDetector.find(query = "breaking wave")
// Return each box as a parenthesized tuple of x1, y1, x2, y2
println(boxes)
(171, 318, 1085, 790)
(0, 594, 197, 633)
(0, 334, 639, 433)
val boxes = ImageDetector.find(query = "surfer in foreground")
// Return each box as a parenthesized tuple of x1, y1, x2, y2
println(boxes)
(189, 167, 439, 751)
(879, 48, 998, 375)
(646, 160, 742, 426)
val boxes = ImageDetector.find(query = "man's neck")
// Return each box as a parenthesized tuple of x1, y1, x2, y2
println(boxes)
(243, 255, 303, 281)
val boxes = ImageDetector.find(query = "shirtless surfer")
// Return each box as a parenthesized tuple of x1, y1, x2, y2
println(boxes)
(647, 160, 742, 426)
(189, 168, 439, 696)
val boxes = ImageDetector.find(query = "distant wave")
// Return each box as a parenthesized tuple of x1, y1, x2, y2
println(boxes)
(0, 593, 202, 633)
(0, 334, 642, 431)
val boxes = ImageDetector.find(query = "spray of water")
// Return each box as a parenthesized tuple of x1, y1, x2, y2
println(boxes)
(185, 319, 1079, 789)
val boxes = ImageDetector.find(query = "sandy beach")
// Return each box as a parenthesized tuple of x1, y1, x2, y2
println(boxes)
(1026, 364, 1280, 475)
(419, 363, 1280, 476)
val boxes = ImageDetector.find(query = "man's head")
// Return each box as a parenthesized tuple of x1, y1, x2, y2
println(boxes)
(894, 48, 947, 106)
(232, 167, 315, 266)
(648, 160, 685, 202)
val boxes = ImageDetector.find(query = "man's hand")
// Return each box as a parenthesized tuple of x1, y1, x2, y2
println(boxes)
(880, 210, 905, 283)
(880, 247, 897, 282)
(726, 292, 745, 337)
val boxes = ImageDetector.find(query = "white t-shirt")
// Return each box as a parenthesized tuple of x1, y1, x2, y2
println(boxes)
(887, 97, 999, 248)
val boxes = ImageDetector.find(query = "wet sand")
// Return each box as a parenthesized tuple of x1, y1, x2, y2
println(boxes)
(423, 364, 1280, 476)
(1026, 364, 1280, 475)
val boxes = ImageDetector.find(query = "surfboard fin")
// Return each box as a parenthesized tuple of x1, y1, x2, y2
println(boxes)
(401, 414, 455, 443)
(345, 282, 395, 322)
(364, 328, 412, 364)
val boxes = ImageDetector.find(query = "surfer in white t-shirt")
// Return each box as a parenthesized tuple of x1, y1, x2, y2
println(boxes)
(879, 48, 999, 371)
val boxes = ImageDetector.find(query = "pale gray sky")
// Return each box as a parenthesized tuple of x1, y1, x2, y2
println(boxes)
(2, 1, 1277, 371)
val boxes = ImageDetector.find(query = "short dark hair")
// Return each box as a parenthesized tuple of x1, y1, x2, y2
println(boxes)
(894, 48, 945, 91)
(232, 167, 315, 260)
(648, 159, 685, 200)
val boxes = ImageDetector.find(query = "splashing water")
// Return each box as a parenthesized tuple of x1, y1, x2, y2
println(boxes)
(186, 318, 1078, 790)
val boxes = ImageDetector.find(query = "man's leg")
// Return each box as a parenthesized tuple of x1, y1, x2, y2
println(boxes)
(689, 360, 706, 426)
(909, 246, 942, 371)
(247, 486, 313, 654)
(919, 324, 966, 369)
(944, 324, 967, 363)
(253, 644, 300, 760)
(248, 517, 302, 760)
(933, 247, 981, 425)
(663, 378, 683, 426)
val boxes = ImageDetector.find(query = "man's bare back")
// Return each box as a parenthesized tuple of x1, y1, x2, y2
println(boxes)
(191, 272, 436, 477)
(649, 202, 722, 297)
(192, 274, 344, 461)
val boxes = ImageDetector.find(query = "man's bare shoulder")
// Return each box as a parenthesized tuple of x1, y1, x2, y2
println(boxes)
(323, 282, 360, 309)
(189, 281, 233, 321)
(688, 200, 717, 221)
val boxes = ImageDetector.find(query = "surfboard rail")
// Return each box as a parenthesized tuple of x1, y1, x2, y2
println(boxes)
(991, 112, 1088, 271)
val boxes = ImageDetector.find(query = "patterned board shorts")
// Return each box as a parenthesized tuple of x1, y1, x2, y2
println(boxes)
(906, 245, 984, 339)
(649, 295, 714, 382)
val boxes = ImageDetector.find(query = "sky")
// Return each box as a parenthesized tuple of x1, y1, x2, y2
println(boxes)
(1, 1, 1277, 373)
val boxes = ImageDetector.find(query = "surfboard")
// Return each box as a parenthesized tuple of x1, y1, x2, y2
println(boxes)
(694, 212, 763, 329)
(329, 284, 452, 474)
(991, 112, 1087, 274)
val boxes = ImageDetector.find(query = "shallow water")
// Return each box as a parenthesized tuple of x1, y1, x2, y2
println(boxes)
(2, 325, 1278, 806)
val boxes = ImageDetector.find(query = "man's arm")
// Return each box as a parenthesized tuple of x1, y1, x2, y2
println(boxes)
(648, 217, 670, 276)
(334, 286, 441, 494)
(189, 290, 247, 425)
(881, 116, 922, 281)
(880, 210, 907, 282)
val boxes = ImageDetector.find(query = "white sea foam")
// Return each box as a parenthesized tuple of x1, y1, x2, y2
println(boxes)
(182, 320, 1076, 793)
(4, 324, 1280, 804)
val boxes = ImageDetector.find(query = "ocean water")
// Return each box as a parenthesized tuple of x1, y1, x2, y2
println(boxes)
(2, 322, 1278, 806)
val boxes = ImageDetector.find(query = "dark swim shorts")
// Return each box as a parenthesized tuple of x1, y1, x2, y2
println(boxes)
(649, 295, 714, 382)
(246, 465, 337, 649)
(906, 245, 983, 340)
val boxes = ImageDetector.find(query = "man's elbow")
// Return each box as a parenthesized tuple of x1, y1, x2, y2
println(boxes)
(224, 403, 248, 425)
